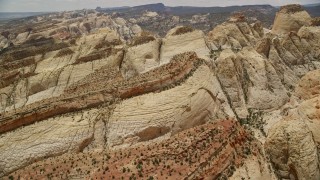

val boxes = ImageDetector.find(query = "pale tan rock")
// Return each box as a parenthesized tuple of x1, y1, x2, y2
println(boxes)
(231, 156, 277, 180)
(265, 118, 320, 180)
(160, 28, 210, 65)
(0, 85, 13, 112)
(272, 5, 312, 34)
(5, 79, 28, 111)
(143, 11, 158, 17)
(107, 65, 234, 148)
(1, 8, 320, 178)
(298, 26, 320, 60)
(215, 47, 289, 118)
(239, 47, 289, 110)
(295, 69, 320, 100)
(215, 49, 248, 118)
(0, 35, 10, 49)
(0, 109, 98, 177)
(131, 24, 142, 35)
(14, 32, 29, 44)
(114, 17, 127, 26)
(121, 39, 161, 79)
(209, 22, 243, 49)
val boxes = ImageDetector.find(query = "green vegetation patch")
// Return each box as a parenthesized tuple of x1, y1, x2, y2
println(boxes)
(54, 48, 74, 58)
(311, 17, 320, 26)
(131, 36, 156, 46)
(280, 4, 304, 14)
(172, 26, 194, 36)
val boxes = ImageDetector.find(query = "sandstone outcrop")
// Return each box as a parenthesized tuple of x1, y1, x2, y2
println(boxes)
(295, 69, 320, 100)
(160, 26, 210, 65)
(120, 34, 161, 79)
(272, 4, 312, 34)
(107, 63, 234, 148)
(6, 119, 268, 180)
(265, 69, 320, 180)
(265, 118, 320, 180)
(0, 5, 320, 179)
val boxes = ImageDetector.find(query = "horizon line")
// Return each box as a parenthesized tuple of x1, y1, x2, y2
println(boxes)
(0, 2, 317, 13)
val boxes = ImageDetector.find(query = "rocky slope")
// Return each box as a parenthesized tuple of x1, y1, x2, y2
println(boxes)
(0, 4, 320, 179)
(7, 119, 275, 179)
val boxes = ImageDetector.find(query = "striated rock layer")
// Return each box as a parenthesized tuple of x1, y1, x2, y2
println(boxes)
(6, 119, 275, 180)
(0, 4, 320, 179)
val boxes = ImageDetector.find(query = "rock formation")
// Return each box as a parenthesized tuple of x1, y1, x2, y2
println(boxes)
(0, 4, 320, 180)
(272, 4, 312, 34)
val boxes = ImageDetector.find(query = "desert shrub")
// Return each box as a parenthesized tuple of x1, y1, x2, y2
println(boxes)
(172, 26, 194, 36)
(3, 56, 35, 69)
(145, 54, 153, 59)
(311, 17, 320, 26)
(74, 52, 104, 64)
(26, 27, 33, 32)
(69, 38, 77, 45)
(54, 48, 74, 58)
(82, 22, 91, 32)
(131, 36, 155, 46)
(94, 39, 122, 49)
(97, 12, 104, 17)
(280, 4, 304, 13)
(140, 30, 153, 37)
(1, 31, 10, 38)
(231, 12, 246, 22)
(8, 42, 70, 60)
(10, 49, 35, 60)
(36, 42, 69, 54)
(0, 41, 68, 61)
(49, 30, 57, 36)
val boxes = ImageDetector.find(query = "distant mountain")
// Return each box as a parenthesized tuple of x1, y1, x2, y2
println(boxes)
(96, 3, 276, 15)
(96, 3, 166, 13)
(0, 12, 50, 20)
(304, 5, 320, 17)
(167, 5, 275, 15)
(96, 6, 130, 11)
(303, 3, 320, 7)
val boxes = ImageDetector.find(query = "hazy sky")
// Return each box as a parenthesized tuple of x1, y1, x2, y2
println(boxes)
(0, 0, 319, 12)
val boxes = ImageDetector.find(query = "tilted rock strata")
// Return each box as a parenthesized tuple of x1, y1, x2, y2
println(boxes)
(0, 5, 320, 179)
(0, 52, 205, 134)
(160, 28, 210, 65)
(120, 37, 161, 79)
(107, 64, 234, 148)
(0, 109, 98, 177)
(5, 119, 268, 180)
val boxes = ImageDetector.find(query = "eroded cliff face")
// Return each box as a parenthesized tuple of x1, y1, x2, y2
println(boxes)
(0, 4, 320, 179)
(265, 69, 320, 180)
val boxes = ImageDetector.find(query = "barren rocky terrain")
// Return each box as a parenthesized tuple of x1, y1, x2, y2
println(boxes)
(0, 3, 320, 180)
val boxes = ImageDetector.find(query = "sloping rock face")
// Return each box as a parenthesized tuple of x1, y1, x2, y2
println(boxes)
(120, 35, 161, 79)
(107, 64, 234, 148)
(0, 28, 124, 114)
(265, 118, 320, 180)
(7, 119, 272, 180)
(0, 5, 320, 179)
(265, 69, 320, 180)
(272, 4, 312, 34)
(160, 26, 210, 65)
(0, 109, 98, 177)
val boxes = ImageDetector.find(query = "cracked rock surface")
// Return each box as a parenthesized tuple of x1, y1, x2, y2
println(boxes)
(0, 5, 320, 179)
